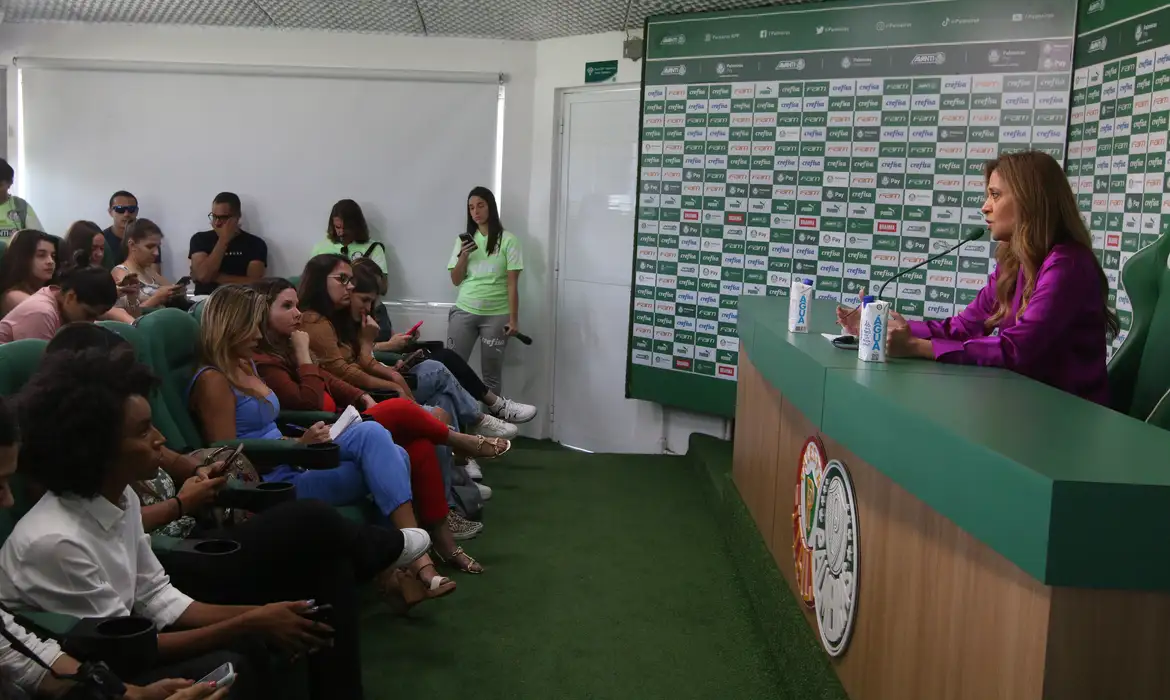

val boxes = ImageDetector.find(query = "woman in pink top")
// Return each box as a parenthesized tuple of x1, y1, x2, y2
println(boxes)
(0, 266, 117, 343)
(0, 230, 58, 317)
(838, 151, 1118, 405)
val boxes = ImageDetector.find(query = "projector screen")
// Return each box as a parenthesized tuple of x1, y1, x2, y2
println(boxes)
(19, 64, 500, 302)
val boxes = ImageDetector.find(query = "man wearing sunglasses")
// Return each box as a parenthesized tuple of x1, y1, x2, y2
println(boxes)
(103, 190, 162, 273)
(188, 192, 267, 296)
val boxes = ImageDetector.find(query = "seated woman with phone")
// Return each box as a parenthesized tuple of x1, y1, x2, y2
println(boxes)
(188, 285, 461, 601)
(351, 258, 536, 425)
(252, 277, 504, 573)
(59, 221, 137, 325)
(111, 219, 191, 313)
(297, 255, 517, 441)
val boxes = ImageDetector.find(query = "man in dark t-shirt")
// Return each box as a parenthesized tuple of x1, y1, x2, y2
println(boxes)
(188, 192, 267, 295)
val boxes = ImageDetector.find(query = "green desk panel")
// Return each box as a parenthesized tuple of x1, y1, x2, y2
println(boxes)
(740, 296, 1170, 590)
(741, 296, 1025, 425)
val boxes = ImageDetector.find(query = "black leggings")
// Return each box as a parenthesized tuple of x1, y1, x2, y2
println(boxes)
(159, 498, 403, 700)
(420, 346, 489, 401)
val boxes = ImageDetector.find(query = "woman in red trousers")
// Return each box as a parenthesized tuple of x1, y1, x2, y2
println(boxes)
(251, 278, 508, 580)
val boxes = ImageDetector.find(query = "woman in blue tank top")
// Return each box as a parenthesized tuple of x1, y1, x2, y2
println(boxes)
(188, 286, 459, 601)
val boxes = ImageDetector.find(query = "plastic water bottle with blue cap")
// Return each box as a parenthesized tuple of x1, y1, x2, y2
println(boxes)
(788, 278, 814, 333)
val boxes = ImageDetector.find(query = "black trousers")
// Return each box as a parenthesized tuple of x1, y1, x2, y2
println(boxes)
(421, 346, 489, 401)
(159, 498, 404, 700)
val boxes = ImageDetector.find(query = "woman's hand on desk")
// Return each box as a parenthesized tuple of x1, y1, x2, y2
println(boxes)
(885, 311, 933, 359)
(835, 304, 861, 336)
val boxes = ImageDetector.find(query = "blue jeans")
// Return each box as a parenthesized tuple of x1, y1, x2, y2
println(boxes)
(411, 360, 481, 431)
(265, 421, 413, 516)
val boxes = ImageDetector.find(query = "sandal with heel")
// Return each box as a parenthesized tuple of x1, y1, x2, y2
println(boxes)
(434, 546, 484, 574)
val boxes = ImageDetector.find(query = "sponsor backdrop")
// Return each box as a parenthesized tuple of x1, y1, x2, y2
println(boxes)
(1070, 0, 1170, 353)
(626, 0, 1078, 417)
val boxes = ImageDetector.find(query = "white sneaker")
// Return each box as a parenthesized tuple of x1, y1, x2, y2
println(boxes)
(487, 397, 537, 424)
(475, 413, 518, 439)
(391, 527, 431, 568)
(475, 481, 492, 501)
(464, 459, 483, 481)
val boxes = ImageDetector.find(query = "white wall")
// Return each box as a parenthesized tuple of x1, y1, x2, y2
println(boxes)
(0, 22, 729, 450)
(528, 32, 731, 451)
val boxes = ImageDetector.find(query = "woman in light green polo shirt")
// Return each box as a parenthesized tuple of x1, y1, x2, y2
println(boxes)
(447, 187, 522, 396)
(310, 199, 389, 273)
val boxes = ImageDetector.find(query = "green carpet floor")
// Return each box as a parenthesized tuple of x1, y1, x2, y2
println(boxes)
(359, 438, 845, 699)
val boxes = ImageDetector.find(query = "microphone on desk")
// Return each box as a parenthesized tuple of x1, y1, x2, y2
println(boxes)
(839, 228, 987, 324)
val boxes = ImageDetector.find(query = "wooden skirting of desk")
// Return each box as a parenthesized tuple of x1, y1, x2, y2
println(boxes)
(733, 353, 1170, 700)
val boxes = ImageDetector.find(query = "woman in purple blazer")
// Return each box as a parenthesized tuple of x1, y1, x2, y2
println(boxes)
(838, 151, 1119, 405)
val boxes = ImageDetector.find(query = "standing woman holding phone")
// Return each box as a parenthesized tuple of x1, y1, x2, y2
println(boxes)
(447, 187, 523, 398)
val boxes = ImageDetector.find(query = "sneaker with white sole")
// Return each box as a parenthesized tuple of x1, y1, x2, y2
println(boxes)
(487, 397, 537, 424)
(475, 413, 518, 439)
(464, 459, 483, 481)
(391, 527, 432, 568)
(447, 511, 484, 540)
(475, 482, 492, 501)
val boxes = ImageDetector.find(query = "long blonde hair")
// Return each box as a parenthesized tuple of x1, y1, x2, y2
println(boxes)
(198, 285, 269, 397)
(983, 151, 1119, 337)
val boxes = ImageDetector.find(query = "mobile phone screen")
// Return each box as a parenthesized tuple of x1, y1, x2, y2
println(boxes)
(197, 661, 235, 687)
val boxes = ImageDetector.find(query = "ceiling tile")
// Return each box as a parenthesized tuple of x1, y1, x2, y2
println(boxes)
(4, 0, 819, 41)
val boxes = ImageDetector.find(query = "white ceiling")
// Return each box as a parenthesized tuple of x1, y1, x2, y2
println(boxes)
(2, 0, 814, 41)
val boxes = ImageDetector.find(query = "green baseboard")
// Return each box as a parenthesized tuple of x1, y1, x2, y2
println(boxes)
(686, 434, 847, 700)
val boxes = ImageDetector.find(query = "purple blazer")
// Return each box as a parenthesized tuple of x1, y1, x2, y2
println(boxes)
(907, 242, 1110, 405)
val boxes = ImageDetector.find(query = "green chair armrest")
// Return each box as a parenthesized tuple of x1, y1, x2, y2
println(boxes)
(373, 350, 402, 366)
(14, 609, 81, 637)
(210, 439, 340, 470)
(278, 410, 338, 426)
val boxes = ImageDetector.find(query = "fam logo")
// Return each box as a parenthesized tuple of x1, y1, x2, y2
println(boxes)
(776, 59, 807, 71)
(1088, 36, 1107, 53)
(911, 52, 946, 66)
(660, 33, 687, 46)
(809, 459, 860, 658)
(661, 65, 688, 76)
(1087, 0, 1104, 12)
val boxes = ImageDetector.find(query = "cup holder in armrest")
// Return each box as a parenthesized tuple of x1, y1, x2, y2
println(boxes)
(64, 615, 158, 678)
(162, 538, 242, 557)
(215, 480, 296, 512)
(299, 443, 341, 470)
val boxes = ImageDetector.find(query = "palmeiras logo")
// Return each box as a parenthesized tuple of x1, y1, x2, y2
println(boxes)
(988, 49, 1000, 64)
(841, 57, 852, 69)
(812, 459, 859, 657)
(793, 436, 827, 608)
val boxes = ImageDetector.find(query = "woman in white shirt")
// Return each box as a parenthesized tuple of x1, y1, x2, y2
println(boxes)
(0, 397, 214, 700)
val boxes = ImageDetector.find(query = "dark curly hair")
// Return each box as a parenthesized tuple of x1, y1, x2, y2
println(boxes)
(18, 346, 157, 498)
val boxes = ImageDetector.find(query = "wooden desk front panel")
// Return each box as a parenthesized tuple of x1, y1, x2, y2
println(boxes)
(733, 354, 1050, 700)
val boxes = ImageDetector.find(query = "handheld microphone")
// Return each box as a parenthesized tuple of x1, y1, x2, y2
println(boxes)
(838, 228, 986, 324)
(875, 227, 986, 302)
(514, 332, 533, 346)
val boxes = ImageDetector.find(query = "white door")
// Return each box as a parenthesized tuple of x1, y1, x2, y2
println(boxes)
(551, 87, 663, 453)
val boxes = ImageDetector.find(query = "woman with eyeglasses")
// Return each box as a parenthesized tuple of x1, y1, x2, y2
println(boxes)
(0, 230, 57, 317)
(111, 218, 188, 312)
(309, 200, 389, 276)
